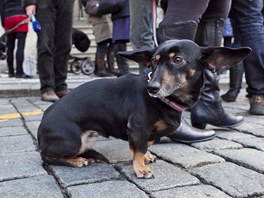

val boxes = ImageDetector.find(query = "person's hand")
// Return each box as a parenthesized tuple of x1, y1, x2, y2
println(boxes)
(26, 5, 36, 19)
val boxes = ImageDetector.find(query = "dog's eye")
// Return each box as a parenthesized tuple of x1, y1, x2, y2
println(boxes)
(173, 57, 183, 65)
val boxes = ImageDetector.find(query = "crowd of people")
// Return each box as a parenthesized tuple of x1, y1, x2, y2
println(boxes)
(0, 0, 263, 131)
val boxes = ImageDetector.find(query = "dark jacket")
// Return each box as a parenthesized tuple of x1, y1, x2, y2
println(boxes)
(22, 0, 37, 8)
(111, 0, 129, 20)
(0, 0, 28, 27)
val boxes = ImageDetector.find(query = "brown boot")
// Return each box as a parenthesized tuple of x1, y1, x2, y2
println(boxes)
(95, 53, 114, 77)
(41, 89, 59, 102)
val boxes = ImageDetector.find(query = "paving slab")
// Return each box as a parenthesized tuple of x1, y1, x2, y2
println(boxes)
(0, 126, 28, 137)
(0, 175, 63, 198)
(191, 162, 264, 197)
(50, 163, 121, 188)
(151, 185, 232, 198)
(69, 180, 149, 198)
(117, 160, 200, 193)
(149, 143, 225, 168)
(214, 148, 264, 174)
(0, 152, 46, 182)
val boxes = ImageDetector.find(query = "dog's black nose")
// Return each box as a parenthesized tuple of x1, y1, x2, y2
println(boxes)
(147, 81, 161, 94)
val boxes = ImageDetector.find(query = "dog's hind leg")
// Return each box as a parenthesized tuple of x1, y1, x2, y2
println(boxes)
(41, 155, 89, 167)
(79, 149, 109, 163)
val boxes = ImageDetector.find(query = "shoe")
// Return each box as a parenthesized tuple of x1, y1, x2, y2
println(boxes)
(56, 88, 70, 98)
(16, 73, 33, 79)
(41, 90, 60, 102)
(167, 119, 215, 144)
(249, 95, 264, 115)
(9, 73, 15, 78)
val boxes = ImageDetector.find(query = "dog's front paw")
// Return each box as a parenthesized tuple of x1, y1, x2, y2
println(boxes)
(134, 164, 154, 179)
(144, 151, 156, 164)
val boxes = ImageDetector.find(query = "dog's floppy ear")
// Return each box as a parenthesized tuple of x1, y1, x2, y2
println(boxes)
(200, 47, 251, 73)
(118, 48, 155, 67)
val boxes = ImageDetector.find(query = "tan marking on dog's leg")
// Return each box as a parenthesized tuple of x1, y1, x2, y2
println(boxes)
(78, 131, 99, 154)
(144, 151, 156, 164)
(133, 151, 153, 179)
(154, 120, 167, 132)
(60, 157, 89, 167)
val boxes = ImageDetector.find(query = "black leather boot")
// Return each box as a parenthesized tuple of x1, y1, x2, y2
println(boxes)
(157, 20, 215, 143)
(107, 44, 119, 76)
(221, 62, 244, 102)
(167, 119, 215, 144)
(114, 41, 129, 76)
(191, 18, 244, 129)
(191, 69, 244, 129)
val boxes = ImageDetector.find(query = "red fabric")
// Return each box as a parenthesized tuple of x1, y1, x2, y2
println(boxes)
(4, 15, 28, 33)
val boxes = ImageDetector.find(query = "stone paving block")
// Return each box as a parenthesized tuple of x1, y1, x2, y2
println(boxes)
(191, 138, 243, 152)
(191, 162, 264, 197)
(149, 143, 224, 169)
(50, 163, 120, 188)
(69, 180, 148, 198)
(25, 120, 41, 139)
(230, 136, 264, 152)
(0, 152, 46, 182)
(236, 123, 264, 138)
(216, 131, 255, 140)
(0, 175, 63, 198)
(0, 118, 23, 127)
(214, 148, 264, 174)
(94, 139, 132, 163)
(151, 185, 231, 198)
(0, 126, 27, 137)
(0, 134, 36, 154)
(117, 160, 199, 193)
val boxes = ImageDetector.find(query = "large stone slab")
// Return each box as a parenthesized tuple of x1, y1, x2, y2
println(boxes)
(0, 175, 63, 198)
(151, 185, 231, 198)
(0, 135, 36, 154)
(191, 138, 242, 152)
(0, 118, 24, 127)
(0, 152, 46, 182)
(94, 139, 132, 163)
(0, 126, 27, 137)
(50, 163, 120, 188)
(191, 162, 264, 197)
(69, 180, 148, 198)
(149, 143, 224, 168)
(214, 148, 264, 174)
(117, 160, 199, 193)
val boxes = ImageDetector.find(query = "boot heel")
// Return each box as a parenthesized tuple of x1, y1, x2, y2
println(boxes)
(191, 121, 206, 129)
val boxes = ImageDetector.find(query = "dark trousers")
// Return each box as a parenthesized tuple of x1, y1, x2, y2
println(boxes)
(36, 0, 74, 93)
(231, 0, 264, 96)
(6, 32, 27, 75)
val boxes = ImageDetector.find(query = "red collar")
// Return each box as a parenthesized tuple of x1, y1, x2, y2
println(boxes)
(157, 96, 185, 112)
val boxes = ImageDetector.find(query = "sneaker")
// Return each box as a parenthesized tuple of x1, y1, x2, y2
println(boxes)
(56, 88, 70, 98)
(249, 95, 264, 115)
(41, 90, 59, 102)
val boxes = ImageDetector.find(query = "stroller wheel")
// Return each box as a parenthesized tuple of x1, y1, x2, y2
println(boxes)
(81, 58, 95, 75)
(70, 60, 82, 75)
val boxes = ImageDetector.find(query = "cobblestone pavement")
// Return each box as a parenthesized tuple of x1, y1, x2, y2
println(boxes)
(0, 75, 264, 198)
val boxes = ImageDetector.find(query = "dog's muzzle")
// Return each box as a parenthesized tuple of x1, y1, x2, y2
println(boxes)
(147, 72, 160, 97)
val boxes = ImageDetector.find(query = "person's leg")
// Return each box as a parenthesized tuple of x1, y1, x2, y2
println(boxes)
(232, 0, 264, 115)
(114, 40, 129, 76)
(191, 0, 244, 129)
(53, 0, 74, 96)
(129, 0, 154, 75)
(36, 0, 58, 101)
(15, 32, 31, 78)
(6, 33, 16, 77)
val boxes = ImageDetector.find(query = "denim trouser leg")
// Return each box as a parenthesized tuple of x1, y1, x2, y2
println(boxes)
(232, 0, 264, 96)
(36, 0, 74, 93)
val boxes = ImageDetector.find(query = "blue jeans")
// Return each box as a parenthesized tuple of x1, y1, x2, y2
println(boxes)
(231, 0, 264, 96)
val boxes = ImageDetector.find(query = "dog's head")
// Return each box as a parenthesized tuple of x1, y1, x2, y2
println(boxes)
(119, 39, 251, 107)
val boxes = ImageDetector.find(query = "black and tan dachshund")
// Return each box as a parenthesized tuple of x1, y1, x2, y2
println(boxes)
(38, 39, 250, 179)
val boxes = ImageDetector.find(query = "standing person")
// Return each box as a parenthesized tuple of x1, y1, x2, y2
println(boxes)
(129, 0, 215, 143)
(89, 14, 115, 77)
(112, 0, 130, 76)
(158, 0, 245, 129)
(0, 0, 32, 78)
(230, 0, 264, 115)
(23, 0, 74, 102)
